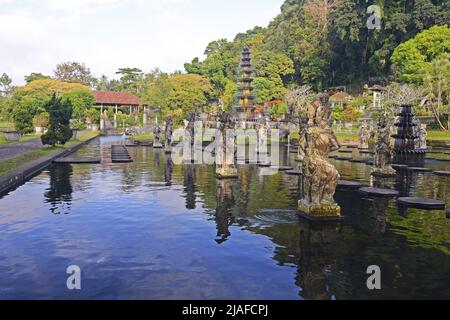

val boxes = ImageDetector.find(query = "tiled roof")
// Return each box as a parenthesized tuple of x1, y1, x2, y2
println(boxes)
(94, 91, 140, 106)
(330, 92, 351, 101)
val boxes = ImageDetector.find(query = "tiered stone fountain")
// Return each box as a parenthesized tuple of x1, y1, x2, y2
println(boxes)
(392, 105, 427, 165)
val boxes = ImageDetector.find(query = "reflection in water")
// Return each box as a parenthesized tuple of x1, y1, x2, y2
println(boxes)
(44, 164, 73, 215)
(183, 164, 196, 210)
(0, 136, 449, 299)
(394, 170, 414, 217)
(165, 158, 174, 186)
(215, 179, 237, 243)
(297, 219, 342, 300)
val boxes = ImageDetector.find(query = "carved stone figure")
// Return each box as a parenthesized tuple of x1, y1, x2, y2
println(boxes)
(216, 112, 238, 179)
(372, 112, 395, 176)
(297, 116, 308, 162)
(299, 93, 341, 218)
(359, 121, 370, 150)
(153, 124, 163, 148)
(257, 117, 268, 155)
(418, 123, 427, 150)
(164, 116, 173, 153)
(186, 112, 196, 146)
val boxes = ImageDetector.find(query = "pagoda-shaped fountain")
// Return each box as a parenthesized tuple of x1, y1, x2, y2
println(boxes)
(392, 104, 427, 165)
(234, 46, 256, 128)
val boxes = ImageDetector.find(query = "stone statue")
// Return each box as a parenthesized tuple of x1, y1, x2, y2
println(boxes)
(418, 123, 427, 150)
(186, 112, 196, 146)
(257, 117, 268, 155)
(297, 116, 308, 162)
(153, 124, 163, 148)
(164, 115, 173, 154)
(336, 121, 342, 133)
(372, 112, 395, 176)
(216, 111, 238, 179)
(299, 93, 341, 218)
(359, 121, 370, 150)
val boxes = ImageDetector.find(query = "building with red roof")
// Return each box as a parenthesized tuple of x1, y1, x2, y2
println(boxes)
(94, 91, 141, 107)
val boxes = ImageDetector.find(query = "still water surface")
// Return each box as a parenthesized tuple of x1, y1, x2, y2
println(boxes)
(0, 136, 449, 299)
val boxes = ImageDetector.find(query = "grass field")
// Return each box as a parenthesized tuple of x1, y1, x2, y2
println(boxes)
(0, 131, 99, 177)
(427, 130, 450, 141)
(132, 133, 155, 142)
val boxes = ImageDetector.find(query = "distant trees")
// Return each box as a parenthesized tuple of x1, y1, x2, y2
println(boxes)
(41, 94, 73, 146)
(25, 73, 50, 84)
(0, 73, 13, 97)
(54, 62, 95, 87)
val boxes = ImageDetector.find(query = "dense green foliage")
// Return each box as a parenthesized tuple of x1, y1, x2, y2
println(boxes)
(41, 94, 73, 146)
(9, 79, 94, 134)
(186, 0, 449, 92)
(391, 25, 450, 84)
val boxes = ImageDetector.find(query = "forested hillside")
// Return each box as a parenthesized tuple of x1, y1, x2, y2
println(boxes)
(184, 0, 449, 105)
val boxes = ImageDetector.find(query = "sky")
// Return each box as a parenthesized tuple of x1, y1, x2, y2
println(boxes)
(0, 0, 285, 85)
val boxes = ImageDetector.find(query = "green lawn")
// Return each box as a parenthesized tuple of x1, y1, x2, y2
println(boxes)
(132, 133, 155, 142)
(0, 131, 99, 177)
(336, 133, 359, 142)
(427, 130, 450, 141)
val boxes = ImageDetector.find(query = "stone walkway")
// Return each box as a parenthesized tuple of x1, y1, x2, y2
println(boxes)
(0, 138, 45, 161)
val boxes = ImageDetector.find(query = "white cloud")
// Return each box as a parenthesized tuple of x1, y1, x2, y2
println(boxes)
(0, 0, 284, 85)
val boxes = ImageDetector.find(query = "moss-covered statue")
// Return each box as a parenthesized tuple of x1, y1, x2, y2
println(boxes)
(164, 115, 173, 154)
(372, 112, 395, 177)
(299, 93, 341, 218)
(216, 111, 238, 179)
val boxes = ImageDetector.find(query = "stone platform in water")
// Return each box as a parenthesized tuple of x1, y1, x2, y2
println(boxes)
(348, 159, 367, 163)
(335, 157, 352, 161)
(359, 187, 399, 198)
(297, 211, 344, 222)
(270, 166, 294, 171)
(258, 163, 272, 167)
(397, 197, 445, 210)
(433, 171, 450, 177)
(407, 167, 433, 173)
(392, 164, 409, 170)
(285, 170, 303, 176)
(337, 180, 363, 189)
(54, 157, 101, 164)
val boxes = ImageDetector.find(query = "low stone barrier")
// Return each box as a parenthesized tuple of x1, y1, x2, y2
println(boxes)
(0, 135, 98, 196)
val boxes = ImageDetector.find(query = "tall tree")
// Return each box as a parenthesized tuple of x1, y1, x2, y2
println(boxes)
(41, 94, 73, 146)
(54, 62, 95, 87)
(115, 67, 144, 94)
(0, 73, 13, 97)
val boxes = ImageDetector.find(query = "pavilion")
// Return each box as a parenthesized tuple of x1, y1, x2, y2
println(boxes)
(93, 91, 147, 130)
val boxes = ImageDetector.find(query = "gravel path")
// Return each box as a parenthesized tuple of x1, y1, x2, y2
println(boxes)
(0, 138, 45, 161)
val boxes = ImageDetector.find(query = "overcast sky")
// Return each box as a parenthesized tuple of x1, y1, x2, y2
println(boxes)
(0, 0, 285, 85)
